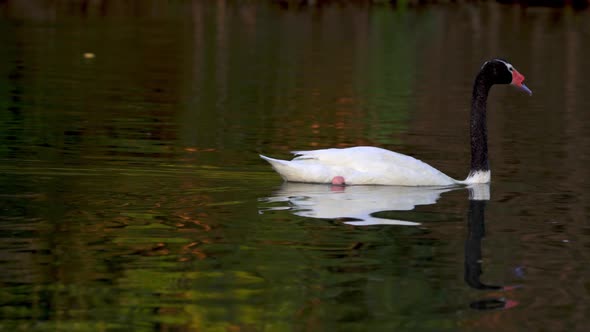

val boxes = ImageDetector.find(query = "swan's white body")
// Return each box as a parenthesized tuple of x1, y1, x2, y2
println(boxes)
(260, 146, 489, 186)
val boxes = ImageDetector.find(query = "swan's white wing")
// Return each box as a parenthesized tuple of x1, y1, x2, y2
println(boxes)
(262, 146, 456, 186)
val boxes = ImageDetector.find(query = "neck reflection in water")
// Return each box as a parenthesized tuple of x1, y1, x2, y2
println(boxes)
(466, 186, 519, 311)
(261, 183, 519, 311)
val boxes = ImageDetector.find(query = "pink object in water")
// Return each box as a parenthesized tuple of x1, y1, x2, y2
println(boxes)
(331, 176, 345, 186)
(504, 299, 519, 309)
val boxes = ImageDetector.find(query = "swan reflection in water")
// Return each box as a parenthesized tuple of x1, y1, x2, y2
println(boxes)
(260, 183, 458, 226)
(260, 182, 518, 310)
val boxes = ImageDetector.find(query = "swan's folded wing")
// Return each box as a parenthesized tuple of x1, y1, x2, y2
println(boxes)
(292, 147, 428, 171)
(260, 154, 337, 183)
(264, 147, 456, 186)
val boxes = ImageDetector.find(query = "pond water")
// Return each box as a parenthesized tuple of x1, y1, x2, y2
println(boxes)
(1, 1, 590, 331)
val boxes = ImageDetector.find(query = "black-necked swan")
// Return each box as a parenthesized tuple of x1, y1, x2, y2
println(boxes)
(260, 59, 532, 186)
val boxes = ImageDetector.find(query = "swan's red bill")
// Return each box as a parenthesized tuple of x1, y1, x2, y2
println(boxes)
(511, 69, 532, 95)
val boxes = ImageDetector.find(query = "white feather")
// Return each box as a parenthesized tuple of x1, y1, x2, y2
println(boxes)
(461, 170, 491, 185)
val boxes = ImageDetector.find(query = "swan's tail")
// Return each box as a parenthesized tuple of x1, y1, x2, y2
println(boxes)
(260, 154, 329, 183)
(260, 155, 292, 181)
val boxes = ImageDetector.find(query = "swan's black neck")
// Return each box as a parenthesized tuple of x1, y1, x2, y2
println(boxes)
(470, 72, 492, 173)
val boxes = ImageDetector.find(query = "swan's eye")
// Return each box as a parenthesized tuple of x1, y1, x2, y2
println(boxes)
(508, 66, 514, 72)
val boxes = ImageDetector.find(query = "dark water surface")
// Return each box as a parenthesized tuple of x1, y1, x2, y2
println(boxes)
(2, 1, 590, 331)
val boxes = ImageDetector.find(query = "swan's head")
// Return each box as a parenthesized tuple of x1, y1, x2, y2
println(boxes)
(481, 59, 532, 95)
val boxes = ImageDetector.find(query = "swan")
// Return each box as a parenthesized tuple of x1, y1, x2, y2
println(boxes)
(260, 59, 532, 186)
